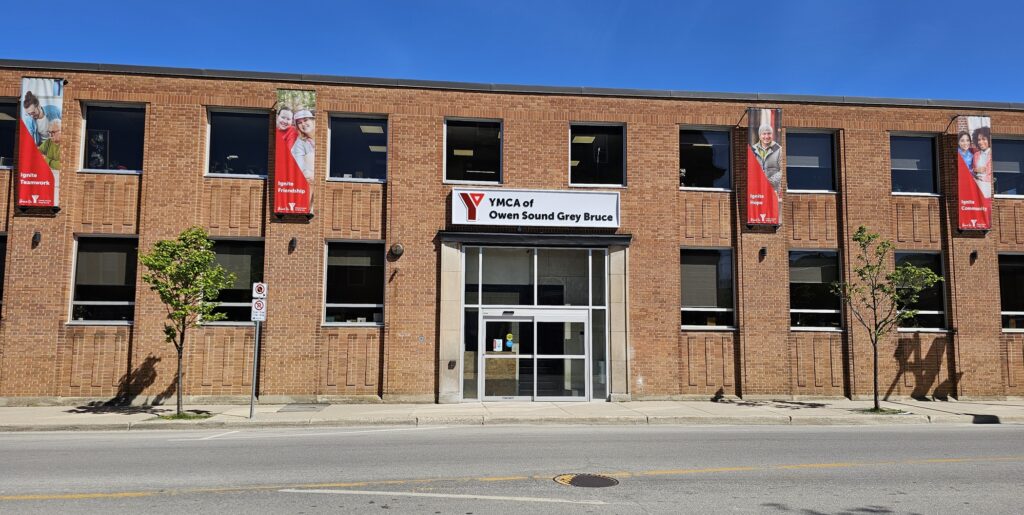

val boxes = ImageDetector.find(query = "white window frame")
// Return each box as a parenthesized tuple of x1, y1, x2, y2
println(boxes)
(442, 117, 503, 185)
(785, 129, 838, 194)
(680, 246, 736, 331)
(894, 250, 948, 332)
(201, 237, 265, 326)
(0, 98, 18, 170)
(991, 135, 1024, 199)
(204, 107, 270, 180)
(326, 113, 388, 184)
(788, 248, 843, 331)
(67, 234, 138, 326)
(322, 239, 387, 327)
(78, 101, 146, 175)
(890, 133, 940, 197)
(569, 122, 627, 188)
(678, 125, 732, 192)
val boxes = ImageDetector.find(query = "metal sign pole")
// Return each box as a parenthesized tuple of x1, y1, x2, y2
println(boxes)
(249, 320, 261, 419)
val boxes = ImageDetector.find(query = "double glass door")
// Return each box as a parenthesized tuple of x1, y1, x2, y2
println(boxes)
(480, 310, 589, 401)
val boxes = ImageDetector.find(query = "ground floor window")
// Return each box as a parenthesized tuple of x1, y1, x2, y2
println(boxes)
(72, 238, 137, 322)
(209, 240, 264, 323)
(680, 248, 734, 328)
(789, 250, 841, 329)
(999, 254, 1024, 329)
(895, 252, 946, 329)
(325, 242, 385, 325)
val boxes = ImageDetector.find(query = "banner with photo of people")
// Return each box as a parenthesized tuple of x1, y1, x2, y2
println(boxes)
(747, 108, 782, 225)
(274, 89, 316, 216)
(17, 77, 63, 208)
(956, 116, 992, 231)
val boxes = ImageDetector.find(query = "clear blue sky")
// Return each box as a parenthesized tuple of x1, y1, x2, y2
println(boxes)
(6, 0, 1024, 102)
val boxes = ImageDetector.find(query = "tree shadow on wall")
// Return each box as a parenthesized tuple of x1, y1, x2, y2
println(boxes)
(65, 355, 178, 414)
(885, 333, 962, 401)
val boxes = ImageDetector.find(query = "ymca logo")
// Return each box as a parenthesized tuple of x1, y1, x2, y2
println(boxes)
(459, 192, 485, 221)
(31, 195, 39, 204)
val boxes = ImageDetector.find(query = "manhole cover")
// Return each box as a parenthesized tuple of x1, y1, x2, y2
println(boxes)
(553, 474, 619, 488)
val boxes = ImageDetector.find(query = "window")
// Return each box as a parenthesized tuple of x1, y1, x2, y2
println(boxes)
(82, 105, 145, 171)
(571, 124, 624, 186)
(72, 238, 137, 322)
(999, 255, 1024, 329)
(208, 111, 269, 176)
(210, 240, 264, 323)
(895, 252, 945, 329)
(789, 251, 841, 328)
(325, 242, 384, 324)
(445, 120, 501, 183)
(681, 249, 734, 327)
(0, 236, 6, 315)
(0, 101, 16, 168)
(891, 136, 936, 194)
(679, 129, 730, 189)
(994, 139, 1024, 196)
(330, 117, 387, 181)
(787, 132, 835, 191)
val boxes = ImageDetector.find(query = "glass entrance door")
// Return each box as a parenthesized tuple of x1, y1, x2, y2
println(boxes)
(479, 310, 589, 401)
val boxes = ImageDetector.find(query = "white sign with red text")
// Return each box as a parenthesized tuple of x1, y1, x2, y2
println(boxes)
(452, 188, 619, 228)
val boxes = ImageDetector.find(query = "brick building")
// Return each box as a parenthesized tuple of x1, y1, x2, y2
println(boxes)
(0, 59, 1022, 405)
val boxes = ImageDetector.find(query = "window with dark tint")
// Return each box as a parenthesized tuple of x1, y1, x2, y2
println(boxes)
(445, 120, 501, 182)
(999, 255, 1024, 329)
(789, 251, 841, 328)
(208, 111, 269, 176)
(72, 238, 137, 322)
(994, 139, 1024, 195)
(330, 117, 387, 181)
(210, 240, 264, 322)
(83, 105, 145, 171)
(890, 136, 936, 193)
(325, 243, 384, 324)
(895, 252, 945, 329)
(571, 125, 624, 185)
(0, 236, 6, 315)
(681, 249, 734, 327)
(787, 133, 835, 191)
(679, 129, 730, 189)
(0, 102, 16, 168)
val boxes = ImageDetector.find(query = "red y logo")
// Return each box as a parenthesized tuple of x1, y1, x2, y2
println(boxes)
(459, 192, 485, 221)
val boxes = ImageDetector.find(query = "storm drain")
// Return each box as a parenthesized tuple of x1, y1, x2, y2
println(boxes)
(277, 404, 326, 413)
(553, 474, 619, 488)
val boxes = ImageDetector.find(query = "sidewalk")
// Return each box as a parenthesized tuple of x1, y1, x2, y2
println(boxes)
(2, 398, 1023, 431)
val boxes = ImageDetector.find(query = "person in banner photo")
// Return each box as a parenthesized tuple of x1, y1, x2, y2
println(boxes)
(292, 109, 315, 184)
(274, 89, 316, 214)
(38, 118, 62, 170)
(22, 89, 61, 146)
(957, 131, 975, 173)
(972, 125, 992, 198)
(752, 123, 783, 192)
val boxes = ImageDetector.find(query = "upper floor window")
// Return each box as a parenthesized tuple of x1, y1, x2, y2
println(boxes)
(891, 136, 937, 194)
(208, 110, 269, 177)
(0, 101, 16, 168)
(445, 120, 501, 183)
(999, 255, 1024, 329)
(72, 238, 138, 323)
(325, 242, 385, 325)
(571, 124, 625, 186)
(0, 236, 6, 316)
(82, 105, 145, 172)
(679, 129, 730, 189)
(787, 132, 835, 191)
(789, 251, 841, 329)
(895, 252, 945, 329)
(210, 240, 264, 323)
(994, 138, 1024, 196)
(330, 117, 387, 181)
(681, 249, 734, 328)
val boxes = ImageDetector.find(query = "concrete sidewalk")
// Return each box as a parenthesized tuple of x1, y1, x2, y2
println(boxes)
(2, 398, 1023, 431)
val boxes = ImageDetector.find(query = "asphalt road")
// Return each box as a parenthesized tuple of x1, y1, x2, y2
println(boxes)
(0, 424, 1022, 514)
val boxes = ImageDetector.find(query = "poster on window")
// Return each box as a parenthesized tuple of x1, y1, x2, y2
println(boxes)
(956, 116, 992, 231)
(17, 77, 63, 209)
(274, 89, 316, 216)
(747, 108, 782, 226)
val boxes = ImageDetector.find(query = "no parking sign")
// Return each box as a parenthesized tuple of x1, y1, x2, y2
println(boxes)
(251, 298, 267, 322)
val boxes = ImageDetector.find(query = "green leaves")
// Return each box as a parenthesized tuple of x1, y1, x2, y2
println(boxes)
(140, 227, 236, 344)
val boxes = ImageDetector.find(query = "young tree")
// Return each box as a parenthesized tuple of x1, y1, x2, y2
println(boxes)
(832, 226, 942, 411)
(140, 227, 235, 415)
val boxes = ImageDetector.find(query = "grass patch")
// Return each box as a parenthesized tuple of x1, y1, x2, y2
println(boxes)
(158, 412, 212, 420)
(853, 407, 905, 415)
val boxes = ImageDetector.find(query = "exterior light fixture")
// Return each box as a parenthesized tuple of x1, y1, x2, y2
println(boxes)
(32, 231, 41, 248)
(288, 237, 297, 253)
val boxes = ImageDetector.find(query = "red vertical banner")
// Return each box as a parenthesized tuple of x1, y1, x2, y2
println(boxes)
(274, 89, 316, 216)
(746, 108, 782, 226)
(17, 78, 63, 209)
(956, 116, 992, 231)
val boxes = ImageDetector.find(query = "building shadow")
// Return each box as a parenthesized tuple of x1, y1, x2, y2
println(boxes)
(65, 355, 180, 414)
(761, 502, 898, 514)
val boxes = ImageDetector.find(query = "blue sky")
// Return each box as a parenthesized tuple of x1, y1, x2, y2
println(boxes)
(6, 0, 1024, 102)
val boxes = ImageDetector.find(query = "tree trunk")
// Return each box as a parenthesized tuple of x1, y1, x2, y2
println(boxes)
(872, 341, 880, 411)
(177, 328, 186, 416)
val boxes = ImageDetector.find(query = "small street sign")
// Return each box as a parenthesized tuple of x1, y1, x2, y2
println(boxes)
(252, 282, 268, 299)
(251, 298, 267, 322)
